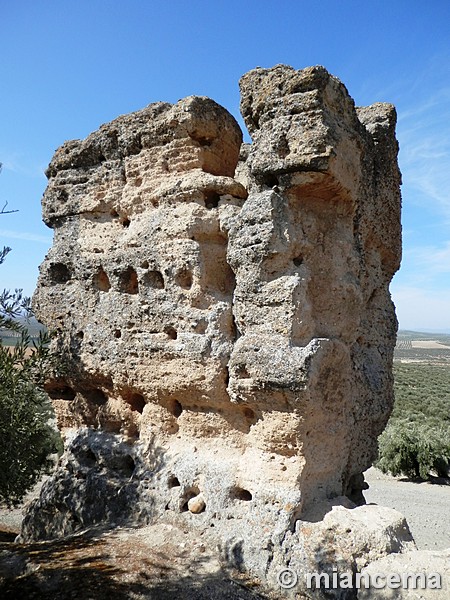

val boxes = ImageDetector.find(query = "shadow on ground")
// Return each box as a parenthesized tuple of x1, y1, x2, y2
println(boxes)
(0, 526, 269, 600)
(396, 474, 450, 486)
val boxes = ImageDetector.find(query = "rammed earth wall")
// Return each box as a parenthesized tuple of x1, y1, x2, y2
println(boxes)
(22, 65, 408, 598)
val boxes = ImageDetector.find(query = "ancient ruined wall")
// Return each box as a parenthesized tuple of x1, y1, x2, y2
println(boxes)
(24, 65, 405, 595)
(232, 66, 402, 509)
(35, 96, 246, 438)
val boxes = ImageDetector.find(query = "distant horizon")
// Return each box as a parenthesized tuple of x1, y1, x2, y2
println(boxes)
(3, 317, 450, 340)
(397, 328, 450, 336)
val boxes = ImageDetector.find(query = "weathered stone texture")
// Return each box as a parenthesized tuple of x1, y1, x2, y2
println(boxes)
(24, 65, 405, 597)
(358, 549, 449, 599)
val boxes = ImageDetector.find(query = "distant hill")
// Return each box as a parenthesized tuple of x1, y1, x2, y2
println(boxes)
(397, 330, 450, 344)
(398, 329, 450, 338)
(0, 316, 47, 345)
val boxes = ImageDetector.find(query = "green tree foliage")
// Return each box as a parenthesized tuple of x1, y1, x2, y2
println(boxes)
(376, 363, 450, 480)
(377, 421, 449, 479)
(1, 193, 62, 506)
(0, 351, 61, 506)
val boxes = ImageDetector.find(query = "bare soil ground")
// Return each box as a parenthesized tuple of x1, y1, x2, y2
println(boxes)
(0, 523, 271, 599)
(410, 340, 450, 349)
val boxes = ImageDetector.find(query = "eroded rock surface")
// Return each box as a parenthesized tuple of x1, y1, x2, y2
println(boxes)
(24, 65, 404, 597)
(358, 550, 449, 599)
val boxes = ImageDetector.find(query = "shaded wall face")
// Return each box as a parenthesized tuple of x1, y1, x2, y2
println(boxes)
(32, 66, 401, 538)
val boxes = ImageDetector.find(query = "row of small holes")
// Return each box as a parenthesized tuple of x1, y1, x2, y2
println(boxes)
(46, 385, 146, 414)
(49, 264, 192, 294)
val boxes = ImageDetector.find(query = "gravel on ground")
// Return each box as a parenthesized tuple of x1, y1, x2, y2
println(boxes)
(364, 467, 450, 551)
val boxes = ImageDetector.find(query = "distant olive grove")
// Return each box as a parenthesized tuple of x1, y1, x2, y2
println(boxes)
(376, 363, 450, 480)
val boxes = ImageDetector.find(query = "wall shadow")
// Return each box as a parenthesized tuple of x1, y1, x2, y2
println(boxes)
(0, 527, 269, 599)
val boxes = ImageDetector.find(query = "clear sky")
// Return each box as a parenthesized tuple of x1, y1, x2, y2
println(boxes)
(1, 1, 449, 332)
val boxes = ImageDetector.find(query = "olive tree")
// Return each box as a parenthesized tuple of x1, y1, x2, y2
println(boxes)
(0, 176, 62, 506)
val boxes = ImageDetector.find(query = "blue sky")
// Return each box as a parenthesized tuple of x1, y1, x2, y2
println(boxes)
(1, 1, 449, 331)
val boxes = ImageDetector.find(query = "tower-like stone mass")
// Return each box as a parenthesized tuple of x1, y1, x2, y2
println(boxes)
(23, 66, 408, 593)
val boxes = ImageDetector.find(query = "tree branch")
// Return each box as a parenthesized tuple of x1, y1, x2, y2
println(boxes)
(0, 200, 18, 215)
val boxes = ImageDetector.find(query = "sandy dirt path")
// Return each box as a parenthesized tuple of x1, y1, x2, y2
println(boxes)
(364, 467, 450, 551)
